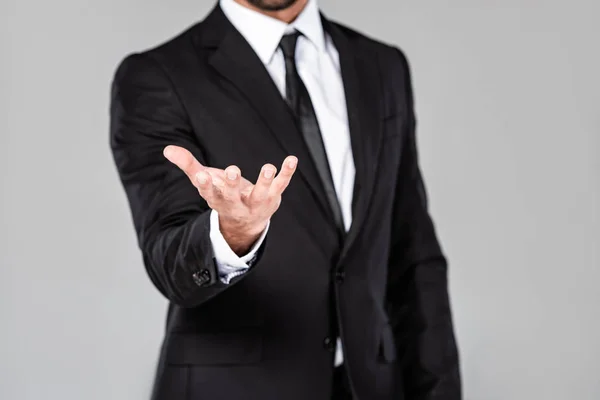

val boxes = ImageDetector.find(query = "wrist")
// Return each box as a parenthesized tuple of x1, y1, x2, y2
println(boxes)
(219, 217, 267, 256)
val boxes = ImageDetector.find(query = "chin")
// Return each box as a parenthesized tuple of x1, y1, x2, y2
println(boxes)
(248, 0, 299, 12)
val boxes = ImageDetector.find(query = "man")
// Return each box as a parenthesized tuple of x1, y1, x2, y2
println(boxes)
(110, 0, 461, 398)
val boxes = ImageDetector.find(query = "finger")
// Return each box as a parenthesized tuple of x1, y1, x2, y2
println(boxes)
(205, 167, 226, 180)
(194, 170, 217, 207)
(270, 156, 298, 196)
(250, 163, 277, 204)
(208, 171, 226, 195)
(240, 183, 254, 200)
(163, 145, 205, 184)
(221, 165, 241, 202)
(207, 167, 253, 188)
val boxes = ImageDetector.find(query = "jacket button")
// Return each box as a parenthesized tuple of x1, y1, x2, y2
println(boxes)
(323, 337, 335, 351)
(335, 270, 345, 283)
(192, 269, 211, 287)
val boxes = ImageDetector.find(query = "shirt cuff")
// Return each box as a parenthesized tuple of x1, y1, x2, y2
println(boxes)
(209, 210, 269, 284)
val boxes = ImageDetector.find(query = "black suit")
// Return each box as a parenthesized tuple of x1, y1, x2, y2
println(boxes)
(110, 5, 461, 400)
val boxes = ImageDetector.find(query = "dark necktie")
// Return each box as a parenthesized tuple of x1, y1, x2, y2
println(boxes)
(279, 31, 345, 233)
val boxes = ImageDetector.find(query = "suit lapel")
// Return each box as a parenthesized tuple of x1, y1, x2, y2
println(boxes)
(195, 6, 337, 228)
(324, 19, 383, 261)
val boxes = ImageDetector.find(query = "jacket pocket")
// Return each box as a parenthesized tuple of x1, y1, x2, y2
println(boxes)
(164, 327, 263, 366)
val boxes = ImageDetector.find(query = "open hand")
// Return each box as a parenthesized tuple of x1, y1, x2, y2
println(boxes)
(163, 145, 298, 255)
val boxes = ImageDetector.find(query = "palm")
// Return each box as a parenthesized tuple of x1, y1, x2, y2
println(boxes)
(162, 145, 298, 254)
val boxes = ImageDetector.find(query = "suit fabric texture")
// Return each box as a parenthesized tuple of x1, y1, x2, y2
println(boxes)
(110, 5, 461, 400)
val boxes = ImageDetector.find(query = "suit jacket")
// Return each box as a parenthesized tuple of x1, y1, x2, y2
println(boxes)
(110, 5, 461, 400)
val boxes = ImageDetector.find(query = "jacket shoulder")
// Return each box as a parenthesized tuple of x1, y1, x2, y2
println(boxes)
(112, 20, 204, 88)
(134, 21, 200, 64)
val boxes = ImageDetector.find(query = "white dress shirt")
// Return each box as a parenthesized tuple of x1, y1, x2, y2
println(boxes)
(210, 0, 354, 366)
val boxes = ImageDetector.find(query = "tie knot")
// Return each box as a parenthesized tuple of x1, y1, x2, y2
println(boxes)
(279, 31, 301, 60)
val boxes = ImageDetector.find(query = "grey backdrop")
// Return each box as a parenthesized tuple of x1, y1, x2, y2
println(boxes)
(2, 0, 599, 399)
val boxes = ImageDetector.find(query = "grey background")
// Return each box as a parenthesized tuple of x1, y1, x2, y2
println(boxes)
(1, 0, 599, 399)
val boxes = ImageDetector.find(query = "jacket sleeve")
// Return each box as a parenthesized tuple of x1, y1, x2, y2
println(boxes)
(110, 53, 259, 307)
(386, 48, 462, 399)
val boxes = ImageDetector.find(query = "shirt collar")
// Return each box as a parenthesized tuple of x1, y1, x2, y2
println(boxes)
(220, 0, 326, 64)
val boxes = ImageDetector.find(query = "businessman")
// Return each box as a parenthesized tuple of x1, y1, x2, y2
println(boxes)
(110, 0, 461, 399)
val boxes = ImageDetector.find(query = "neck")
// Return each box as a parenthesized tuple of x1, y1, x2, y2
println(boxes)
(233, 0, 309, 23)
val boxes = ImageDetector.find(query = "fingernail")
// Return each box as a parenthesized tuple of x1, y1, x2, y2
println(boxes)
(264, 168, 274, 179)
(227, 170, 238, 180)
(196, 172, 207, 185)
(287, 157, 297, 169)
(164, 146, 174, 158)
